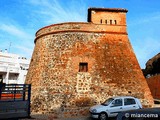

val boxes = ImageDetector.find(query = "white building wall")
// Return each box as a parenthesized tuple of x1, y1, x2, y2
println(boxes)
(0, 50, 30, 84)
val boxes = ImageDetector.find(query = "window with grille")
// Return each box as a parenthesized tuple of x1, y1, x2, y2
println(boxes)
(79, 63, 88, 72)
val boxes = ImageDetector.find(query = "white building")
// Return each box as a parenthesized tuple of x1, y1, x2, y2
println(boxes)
(0, 50, 30, 84)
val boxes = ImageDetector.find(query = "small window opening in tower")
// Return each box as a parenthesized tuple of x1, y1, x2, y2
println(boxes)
(79, 62, 88, 72)
(115, 20, 117, 25)
(100, 19, 102, 24)
(105, 20, 107, 24)
(110, 20, 112, 25)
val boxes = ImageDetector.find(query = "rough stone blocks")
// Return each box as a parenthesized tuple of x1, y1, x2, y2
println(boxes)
(26, 8, 153, 119)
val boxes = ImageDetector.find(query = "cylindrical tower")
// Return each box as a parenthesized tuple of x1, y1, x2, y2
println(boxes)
(26, 8, 153, 118)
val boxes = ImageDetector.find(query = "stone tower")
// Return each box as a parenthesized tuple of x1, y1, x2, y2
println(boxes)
(26, 8, 153, 118)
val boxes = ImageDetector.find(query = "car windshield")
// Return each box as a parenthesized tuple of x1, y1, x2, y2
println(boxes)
(101, 98, 114, 106)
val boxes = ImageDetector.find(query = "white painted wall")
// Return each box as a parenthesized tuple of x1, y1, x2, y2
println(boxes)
(0, 51, 30, 84)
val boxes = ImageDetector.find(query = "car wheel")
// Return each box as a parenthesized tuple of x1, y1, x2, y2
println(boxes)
(99, 112, 108, 120)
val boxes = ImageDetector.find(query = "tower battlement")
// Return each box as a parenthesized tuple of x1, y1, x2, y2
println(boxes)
(88, 7, 128, 25)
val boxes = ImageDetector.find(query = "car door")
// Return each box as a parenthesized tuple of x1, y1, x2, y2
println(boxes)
(123, 98, 139, 111)
(108, 98, 124, 117)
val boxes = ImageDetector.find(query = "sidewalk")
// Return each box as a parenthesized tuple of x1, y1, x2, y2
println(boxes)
(21, 114, 92, 120)
(21, 104, 160, 120)
(21, 115, 116, 120)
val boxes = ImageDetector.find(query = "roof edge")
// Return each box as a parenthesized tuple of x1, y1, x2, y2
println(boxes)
(88, 7, 128, 13)
(36, 22, 89, 35)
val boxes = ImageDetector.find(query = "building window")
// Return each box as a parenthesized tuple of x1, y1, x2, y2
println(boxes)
(115, 20, 117, 25)
(105, 20, 107, 24)
(110, 20, 112, 25)
(100, 19, 102, 24)
(79, 63, 88, 72)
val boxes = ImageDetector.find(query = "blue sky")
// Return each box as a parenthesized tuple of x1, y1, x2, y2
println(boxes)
(0, 0, 160, 69)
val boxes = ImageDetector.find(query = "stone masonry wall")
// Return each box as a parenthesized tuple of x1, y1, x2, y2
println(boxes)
(147, 75, 160, 99)
(26, 8, 153, 119)
(35, 22, 126, 41)
(26, 31, 153, 118)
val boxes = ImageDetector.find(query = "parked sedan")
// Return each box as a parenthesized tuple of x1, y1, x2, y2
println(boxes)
(90, 96, 142, 120)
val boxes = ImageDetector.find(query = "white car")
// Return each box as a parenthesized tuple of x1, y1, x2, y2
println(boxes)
(89, 96, 142, 120)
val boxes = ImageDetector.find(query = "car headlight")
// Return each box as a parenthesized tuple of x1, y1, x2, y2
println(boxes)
(92, 109, 97, 113)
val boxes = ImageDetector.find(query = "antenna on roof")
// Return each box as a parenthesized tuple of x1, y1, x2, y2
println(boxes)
(8, 42, 11, 53)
